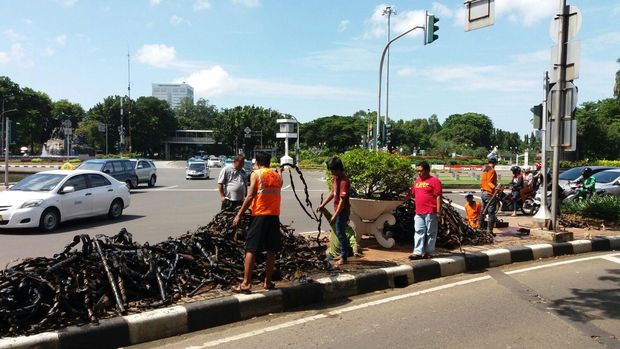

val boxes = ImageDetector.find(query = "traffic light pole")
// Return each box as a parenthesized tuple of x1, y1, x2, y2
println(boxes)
(375, 25, 425, 151)
(550, 0, 569, 231)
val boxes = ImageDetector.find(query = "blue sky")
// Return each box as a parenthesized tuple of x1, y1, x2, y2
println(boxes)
(1, 0, 619, 135)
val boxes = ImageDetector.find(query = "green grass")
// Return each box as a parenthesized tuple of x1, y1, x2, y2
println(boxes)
(440, 179, 510, 185)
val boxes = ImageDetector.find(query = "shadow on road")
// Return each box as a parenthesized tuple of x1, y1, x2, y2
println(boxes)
(0, 214, 145, 236)
(551, 268, 620, 322)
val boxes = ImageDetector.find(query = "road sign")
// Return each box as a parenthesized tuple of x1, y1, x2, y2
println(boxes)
(548, 81, 578, 120)
(549, 41, 580, 83)
(549, 5, 582, 43)
(244, 127, 252, 134)
(464, 0, 495, 32)
(244, 134, 251, 138)
(97, 122, 106, 133)
(546, 118, 576, 152)
(62, 120, 72, 128)
(63, 128, 73, 136)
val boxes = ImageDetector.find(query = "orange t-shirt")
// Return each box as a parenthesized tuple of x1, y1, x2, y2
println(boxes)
(480, 166, 497, 194)
(465, 201, 482, 229)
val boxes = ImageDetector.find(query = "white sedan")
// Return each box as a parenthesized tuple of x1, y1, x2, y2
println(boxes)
(0, 170, 131, 231)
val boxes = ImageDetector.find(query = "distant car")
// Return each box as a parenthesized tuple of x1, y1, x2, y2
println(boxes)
(590, 169, 620, 197)
(559, 166, 616, 191)
(224, 158, 234, 166)
(207, 156, 222, 168)
(0, 170, 130, 231)
(78, 159, 139, 189)
(186, 161, 210, 180)
(129, 159, 157, 187)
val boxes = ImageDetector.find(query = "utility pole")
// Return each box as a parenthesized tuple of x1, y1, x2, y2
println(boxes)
(382, 6, 396, 149)
(550, 0, 569, 231)
(127, 51, 132, 153)
(1, 98, 16, 188)
(376, 25, 425, 151)
(533, 71, 552, 228)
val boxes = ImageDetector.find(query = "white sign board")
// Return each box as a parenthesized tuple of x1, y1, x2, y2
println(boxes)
(546, 118, 576, 152)
(550, 41, 580, 83)
(464, 0, 495, 31)
(549, 5, 582, 44)
(548, 81, 578, 121)
(244, 127, 252, 134)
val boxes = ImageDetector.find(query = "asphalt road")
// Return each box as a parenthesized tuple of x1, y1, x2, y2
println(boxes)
(0, 167, 330, 266)
(129, 252, 620, 349)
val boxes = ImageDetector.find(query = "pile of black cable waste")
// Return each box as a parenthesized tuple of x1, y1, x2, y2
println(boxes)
(386, 198, 495, 249)
(0, 211, 330, 337)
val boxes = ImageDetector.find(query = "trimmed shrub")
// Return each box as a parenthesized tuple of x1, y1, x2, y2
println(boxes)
(331, 148, 415, 200)
(31, 158, 43, 163)
(68, 159, 81, 164)
(561, 195, 620, 221)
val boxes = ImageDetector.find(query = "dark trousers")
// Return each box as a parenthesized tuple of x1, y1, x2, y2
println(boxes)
(221, 199, 243, 211)
(334, 208, 351, 261)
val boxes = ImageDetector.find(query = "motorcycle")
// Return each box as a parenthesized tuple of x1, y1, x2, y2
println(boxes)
(491, 186, 536, 216)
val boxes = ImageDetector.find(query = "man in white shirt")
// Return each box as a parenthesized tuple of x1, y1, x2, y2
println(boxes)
(218, 155, 247, 211)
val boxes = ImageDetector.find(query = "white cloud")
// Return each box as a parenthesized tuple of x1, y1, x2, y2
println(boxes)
(0, 43, 26, 65)
(180, 66, 238, 96)
(431, 2, 453, 18)
(231, 0, 260, 8)
(59, 0, 77, 7)
(589, 31, 620, 46)
(511, 49, 548, 64)
(397, 67, 416, 77)
(23, 18, 33, 25)
(495, 0, 556, 27)
(43, 47, 55, 57)
(453, 7, 466, 27)
(55, 34, 67, 46)
(338, 20, 350, 33)
(3, 29, 27, 43)
(300, 46, 377, 72)
(179, 66, 364, 99)
(615, 4, 620, 14)
(135, 44, 177, 68)
(170, 15, 191, 26)
(149, 0, 161, 6)
(421, 64, 537, 92)
(365, 4, 426, 39)
(193, 0, 211, 11)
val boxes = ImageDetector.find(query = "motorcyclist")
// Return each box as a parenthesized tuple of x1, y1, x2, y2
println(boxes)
(531, 162, 543, 192)
(510, 166, 524, 216)
(574, 167, 596, 200)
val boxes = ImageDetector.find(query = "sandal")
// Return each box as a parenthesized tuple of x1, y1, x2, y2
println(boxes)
(408, 254, 423, 260)
(231, 284, 252, 293)
(263, 282, 276, 290)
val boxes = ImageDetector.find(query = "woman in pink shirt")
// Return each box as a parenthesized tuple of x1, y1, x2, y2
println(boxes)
(409, 161, 443, 260)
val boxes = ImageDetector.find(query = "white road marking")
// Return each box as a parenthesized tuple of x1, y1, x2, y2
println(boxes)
(155, 185, 179, 191)
(505, 253, 620, 275)
(185, 276, 492, 348)
(451, 202, 465, 211)
(185, 252, 620, 348)
(281, 185, 291, 190)
(457, 193, 482, 200)
(600, 255, 620, 264)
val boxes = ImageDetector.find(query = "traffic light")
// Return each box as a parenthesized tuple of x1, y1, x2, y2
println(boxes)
(385, 123, 392, 146)
(426, 14, 439, 44)
(531, 103, 543, 130)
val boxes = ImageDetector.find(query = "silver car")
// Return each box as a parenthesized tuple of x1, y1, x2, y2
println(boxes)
(129, 159, 157, 187)
(591, 169, 620, 196)
(559, 166, 616, 191)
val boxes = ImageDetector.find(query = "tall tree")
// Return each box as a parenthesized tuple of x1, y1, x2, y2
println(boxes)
(439, 113, 494, 148)
(131, 97, 177, 155)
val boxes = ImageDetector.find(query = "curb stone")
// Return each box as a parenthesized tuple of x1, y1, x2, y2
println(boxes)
(1, 236, 619, 349)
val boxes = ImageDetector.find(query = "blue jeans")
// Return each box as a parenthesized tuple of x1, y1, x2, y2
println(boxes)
(512, 190, 521, 211)
(335, 208, 351, 261)
(413, 213, 438, 256)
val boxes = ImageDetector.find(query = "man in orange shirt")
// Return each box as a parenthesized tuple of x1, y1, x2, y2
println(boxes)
(464, 192, 481, 230)
(478, 156, 497, 234)
(232, 151, 283, 293)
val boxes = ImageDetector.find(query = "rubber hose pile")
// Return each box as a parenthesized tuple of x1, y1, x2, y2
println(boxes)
(387, 198, 494, 249)
(0, 211, 330, 337)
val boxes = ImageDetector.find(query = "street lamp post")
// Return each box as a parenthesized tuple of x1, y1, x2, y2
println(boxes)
(376, 25, 425, 151)
(383, 6, 397, 146)
(289, 115, 301, 164)
(1, 98, 17, 188)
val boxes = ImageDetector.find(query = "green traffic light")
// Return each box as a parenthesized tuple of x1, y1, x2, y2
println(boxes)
(427, 15, 439, 44)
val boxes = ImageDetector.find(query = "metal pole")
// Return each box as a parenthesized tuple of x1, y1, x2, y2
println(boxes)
(120, 97, 124, 156)
(105, 124, 109, 155)
(4, 116, 9, 188)
(541, 71, 550, 212)
(550, 0, 569, 231)
(383, 6, 395, 149)
(127, 51, 132, 153)
(376, 26, 425, 151)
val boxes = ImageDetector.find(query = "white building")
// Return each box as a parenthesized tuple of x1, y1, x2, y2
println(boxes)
(152, 82, 194, 108)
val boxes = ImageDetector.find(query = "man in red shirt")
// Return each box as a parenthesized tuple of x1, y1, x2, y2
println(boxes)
(410, 161, 443, 260)
(317, 157, 351, 266)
